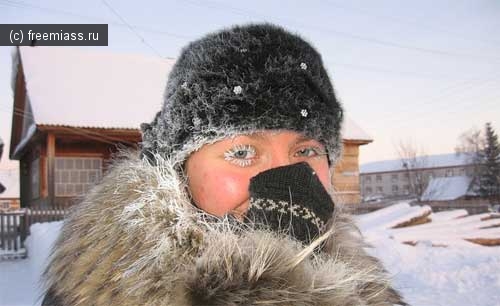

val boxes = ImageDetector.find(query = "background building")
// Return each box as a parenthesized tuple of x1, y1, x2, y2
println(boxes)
(360, 153, 476, 201)
(0, 169, 19, 211)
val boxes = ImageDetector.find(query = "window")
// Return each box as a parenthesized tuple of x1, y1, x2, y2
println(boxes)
(446, 169, 453, 177)
(466, 168, 473, 177)
(0, 200, 10, 210)
(459, 168, 466, 176)
(376, 186, 383, 193)
(31, 157, 40, 199)
(392, 185, 399, 194)
(365, 187, 373, 194)
(55, 157, 102, 197)
(403, 185, 410, 194)
(376, 175, 382, 182)
(365, 176, 372, 183)
(391, 174, 398, 182)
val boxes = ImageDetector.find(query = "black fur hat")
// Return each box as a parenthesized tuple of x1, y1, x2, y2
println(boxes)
(141, 23, 343, 165)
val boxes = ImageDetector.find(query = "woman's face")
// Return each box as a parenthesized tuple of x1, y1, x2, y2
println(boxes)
(185, 130, 332, 218)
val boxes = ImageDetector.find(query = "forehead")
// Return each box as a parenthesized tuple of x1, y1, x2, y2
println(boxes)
(224, 130, 320, 144)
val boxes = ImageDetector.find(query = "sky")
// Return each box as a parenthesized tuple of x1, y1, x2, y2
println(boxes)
(1, 0, 499, 170)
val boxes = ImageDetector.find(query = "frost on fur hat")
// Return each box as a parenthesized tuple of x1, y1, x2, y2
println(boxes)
(141, 23, 343, 165)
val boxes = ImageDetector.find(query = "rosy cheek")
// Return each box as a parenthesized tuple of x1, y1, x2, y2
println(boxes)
(196, 170, 250, 216)
(214, 172, 249, 201)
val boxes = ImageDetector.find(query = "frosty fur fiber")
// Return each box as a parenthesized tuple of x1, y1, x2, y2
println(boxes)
(141, 23, 344, 165)
(43, 152, 406, 306)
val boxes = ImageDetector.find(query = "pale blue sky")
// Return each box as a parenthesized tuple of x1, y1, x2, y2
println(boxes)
(1, 0, 499, 169)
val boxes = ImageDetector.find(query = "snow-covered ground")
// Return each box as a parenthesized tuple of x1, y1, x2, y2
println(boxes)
(0, 222, 62, 306)
(1, 210, 500, 306)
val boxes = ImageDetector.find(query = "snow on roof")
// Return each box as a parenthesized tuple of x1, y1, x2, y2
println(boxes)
(360, 153, 472, 174)
(421, 176, 472, 201)
(17, 46, 366, 139)
(19, 46, 175, 129)
(341, 116, 372, 142)
(0, 168, 19, 199)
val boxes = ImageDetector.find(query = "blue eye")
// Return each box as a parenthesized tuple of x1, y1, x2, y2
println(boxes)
(295, 146, 325, 158)
(224, 144, 257, 167)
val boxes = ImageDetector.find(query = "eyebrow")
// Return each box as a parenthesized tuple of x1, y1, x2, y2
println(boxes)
(294, 135, 315, 144)
(237, 132, 317, 144)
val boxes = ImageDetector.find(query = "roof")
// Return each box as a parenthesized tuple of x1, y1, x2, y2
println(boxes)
(360, 153, 473, 174)
(341, 117, 372, 143)
(421, 176, 473, 201)
(18, 46, 175, 129)
(0, 168, 19, 199)
(13, 46, 369, 149)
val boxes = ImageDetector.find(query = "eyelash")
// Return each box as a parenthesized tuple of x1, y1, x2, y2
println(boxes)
(294, 146, 325, 158)
(224, 144, 257, 167)
(224, 144, 326, 167)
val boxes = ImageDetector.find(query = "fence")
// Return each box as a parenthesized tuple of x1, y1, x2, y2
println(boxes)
(0, 206, 68, 255)
(349, 198, 492, 215)
(0, 211, 24, 253)
(418, 199, 491, 215)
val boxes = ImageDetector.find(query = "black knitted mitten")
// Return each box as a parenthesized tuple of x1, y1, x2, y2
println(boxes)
(246, 162, 334, 244)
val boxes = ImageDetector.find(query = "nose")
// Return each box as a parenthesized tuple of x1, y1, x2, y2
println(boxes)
(266, 149, 294, 170)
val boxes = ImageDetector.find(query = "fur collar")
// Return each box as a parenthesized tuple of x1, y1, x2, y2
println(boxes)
(44, 152, 406, 306)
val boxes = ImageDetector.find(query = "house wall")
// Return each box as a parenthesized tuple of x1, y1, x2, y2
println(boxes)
(22, 131, 140, 209)
(19, 130, 366, 207)
(332, 141, 363, 205)
(360, 164, 476, 200)
(19, 144, 41, 208)
(0, 198, 20, 211)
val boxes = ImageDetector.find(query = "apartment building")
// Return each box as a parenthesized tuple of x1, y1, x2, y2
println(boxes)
(360, 153, 475, 200)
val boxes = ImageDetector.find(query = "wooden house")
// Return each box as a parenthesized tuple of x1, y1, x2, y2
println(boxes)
(335, 118, 372, 204)
(10, 46, 371, 209)
(0, 168, 20, 211)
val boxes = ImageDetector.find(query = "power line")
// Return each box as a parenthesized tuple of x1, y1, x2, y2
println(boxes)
(100, 0, 163, 57)
(0, 0, 194, 41)
(372, 77, 500, 128)
(2, 0, 499, 63)
(326, 60, 474, 81)
(390, 74, 500, 117)
(321, 0, 500, 46)
(1, 0, 497, 80)
(182, 0, 500, 63)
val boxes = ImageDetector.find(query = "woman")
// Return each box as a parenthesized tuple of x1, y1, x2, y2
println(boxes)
(42, 23, 407, 305)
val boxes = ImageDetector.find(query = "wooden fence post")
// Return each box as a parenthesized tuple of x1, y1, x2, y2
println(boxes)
(0, 214, 4, 249)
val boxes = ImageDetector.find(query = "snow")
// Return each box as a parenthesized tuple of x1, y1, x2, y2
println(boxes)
(421, 176, 473, 201)
(18, 46, 175, 129)
(360, 153, 472, 174)
(341, 116, 373, 142)
(356, 202, 431, 232)
(11, 124, 36, 161)
(0, 222, 62, 306)
(0, 168, 19, 199)
(367, 236, 500, 306)
(1, 211, 500, 306)
(429, 209, 469, 222)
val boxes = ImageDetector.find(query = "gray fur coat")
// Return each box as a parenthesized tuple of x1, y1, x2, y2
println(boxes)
(42, 152, 406, 306)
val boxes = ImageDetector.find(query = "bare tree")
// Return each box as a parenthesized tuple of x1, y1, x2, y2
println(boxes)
(396, 140, 429, 201)
(455, 127, 485, 194)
